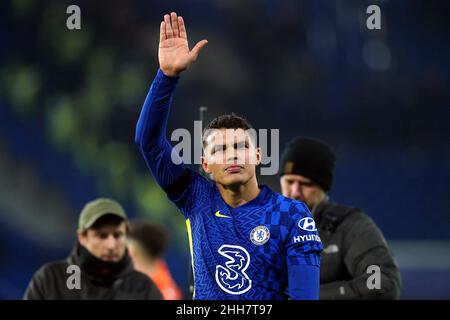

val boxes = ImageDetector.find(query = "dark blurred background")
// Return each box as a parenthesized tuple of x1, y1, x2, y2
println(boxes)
(1, 0, 449, 299)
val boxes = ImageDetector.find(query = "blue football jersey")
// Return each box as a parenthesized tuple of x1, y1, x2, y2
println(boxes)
(168, 169, 323, 300)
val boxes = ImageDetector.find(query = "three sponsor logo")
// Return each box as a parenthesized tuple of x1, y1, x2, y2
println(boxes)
(215, 245, 252, 295)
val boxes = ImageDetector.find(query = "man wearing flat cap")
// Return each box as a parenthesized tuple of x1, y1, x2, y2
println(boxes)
(24, 198, 162, 300)
(279, 137, 402, 300)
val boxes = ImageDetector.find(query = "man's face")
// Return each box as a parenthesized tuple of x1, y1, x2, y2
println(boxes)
(202, 128, 261, 187)
(78, 221, 127, 262)
(280, 174, 325, 210)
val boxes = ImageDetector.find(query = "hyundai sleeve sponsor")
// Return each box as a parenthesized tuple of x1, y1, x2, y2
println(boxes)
(293, 234, 322, 244)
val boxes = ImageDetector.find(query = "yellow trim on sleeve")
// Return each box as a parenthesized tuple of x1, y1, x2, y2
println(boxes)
(186, 218, 195, 298)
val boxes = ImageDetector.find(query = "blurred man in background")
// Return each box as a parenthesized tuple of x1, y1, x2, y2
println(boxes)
(279, 137, 402, 299)
(127, 220, 183, 300)
(24, 198, 162, 300)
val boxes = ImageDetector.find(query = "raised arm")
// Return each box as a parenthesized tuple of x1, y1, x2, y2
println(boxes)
(135, 12, 207, 188)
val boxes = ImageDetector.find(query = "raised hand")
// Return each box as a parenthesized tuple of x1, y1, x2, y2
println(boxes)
(158, 12, 208, 77)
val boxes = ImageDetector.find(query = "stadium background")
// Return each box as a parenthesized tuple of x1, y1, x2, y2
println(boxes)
(1, 0, 449, 299)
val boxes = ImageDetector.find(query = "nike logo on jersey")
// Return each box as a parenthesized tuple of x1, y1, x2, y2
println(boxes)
(215, 211, 232, 219)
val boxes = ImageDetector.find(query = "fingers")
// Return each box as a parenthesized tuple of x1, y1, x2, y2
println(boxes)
(178, 16, 187, 40)
(160, 21, 166, 42)
(164, 14, 173, 38)
(171, 12, 180, 37)
(163, 12, 181, 39)
(190, 40, 208, 60)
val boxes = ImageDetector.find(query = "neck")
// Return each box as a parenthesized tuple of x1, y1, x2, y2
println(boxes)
(75, 242, 129, 283)
(217, 175, 261, 208)
(311, 194, 328, 216)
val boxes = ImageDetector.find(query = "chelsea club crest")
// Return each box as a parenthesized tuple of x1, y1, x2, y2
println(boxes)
(250, 225, 270, 245)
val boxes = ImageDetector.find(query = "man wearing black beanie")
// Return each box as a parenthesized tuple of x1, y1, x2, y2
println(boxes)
(279, 137, 402, 300)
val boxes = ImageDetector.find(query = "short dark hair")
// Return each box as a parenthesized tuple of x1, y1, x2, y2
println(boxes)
(127, 221, 169, 259)
(202, 114, 254, 147)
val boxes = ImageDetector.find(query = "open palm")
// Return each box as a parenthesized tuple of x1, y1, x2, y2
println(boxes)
(159, 12, 208, 77)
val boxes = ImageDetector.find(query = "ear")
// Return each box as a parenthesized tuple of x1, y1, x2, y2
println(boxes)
(201, 156, 211, 173)
(255, 147, 262, 166)
(77, 230, 87, 246)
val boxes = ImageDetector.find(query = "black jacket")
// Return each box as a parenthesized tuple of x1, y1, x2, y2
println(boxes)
(315, 201, 401, 299)
(24, 242, 162, 300)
